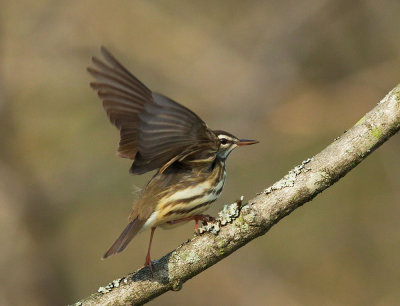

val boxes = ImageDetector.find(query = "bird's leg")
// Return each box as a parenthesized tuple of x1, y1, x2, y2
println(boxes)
(144, 227, 156, 275)
(193, 214, 215, 234)
(194, 218, 200, 234)
(195, 214, 216, 223)
(166, 215, 215, 235)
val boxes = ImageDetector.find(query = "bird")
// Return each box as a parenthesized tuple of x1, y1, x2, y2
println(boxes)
(87, 47, 259, 273)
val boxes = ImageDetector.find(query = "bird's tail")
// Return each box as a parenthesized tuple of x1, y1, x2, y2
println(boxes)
(102, 218, 145, 259)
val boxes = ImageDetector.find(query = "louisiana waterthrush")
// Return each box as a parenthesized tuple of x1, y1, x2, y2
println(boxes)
(88, 47, 258, 272)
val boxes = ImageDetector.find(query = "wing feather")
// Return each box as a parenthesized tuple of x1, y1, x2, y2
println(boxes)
(88, 47, 218, 173)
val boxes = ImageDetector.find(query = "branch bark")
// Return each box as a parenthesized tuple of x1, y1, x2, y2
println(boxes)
(75, 85, 400, 306)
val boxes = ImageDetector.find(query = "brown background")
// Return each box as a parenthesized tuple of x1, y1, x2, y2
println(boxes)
(1, 1, 400, 305)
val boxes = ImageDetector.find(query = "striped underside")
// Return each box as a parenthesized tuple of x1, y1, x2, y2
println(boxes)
(142, 160, 226, 230)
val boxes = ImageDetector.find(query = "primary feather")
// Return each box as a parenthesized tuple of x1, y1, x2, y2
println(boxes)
(87, 47, 218, 175)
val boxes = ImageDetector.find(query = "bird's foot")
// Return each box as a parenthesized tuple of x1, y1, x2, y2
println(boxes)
(165, 215, 215, 235)
(196, 214, 215, 223)
(144, 253, 153, 276)
(194, 214, 215, 235)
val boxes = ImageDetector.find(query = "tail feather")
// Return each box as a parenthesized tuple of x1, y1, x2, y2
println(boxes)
(102, 218, 145, 259)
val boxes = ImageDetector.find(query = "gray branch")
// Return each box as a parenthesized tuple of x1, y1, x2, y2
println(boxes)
(75, 85, 400, 306)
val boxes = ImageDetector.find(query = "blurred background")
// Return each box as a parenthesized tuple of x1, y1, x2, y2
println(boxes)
(1, 0, 400, 305)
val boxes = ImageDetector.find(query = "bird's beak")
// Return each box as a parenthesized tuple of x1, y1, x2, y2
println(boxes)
(238, 139, 259, 146)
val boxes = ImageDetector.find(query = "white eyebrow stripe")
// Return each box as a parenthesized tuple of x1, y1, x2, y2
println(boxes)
(217, 135, 235, 142)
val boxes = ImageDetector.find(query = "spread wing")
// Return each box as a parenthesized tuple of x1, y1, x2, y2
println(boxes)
(87, 47, 218, 174)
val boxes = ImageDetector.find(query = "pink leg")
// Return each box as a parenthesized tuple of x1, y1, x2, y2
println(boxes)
(167, 214, 215, 234)
(144, 227, 156, 274)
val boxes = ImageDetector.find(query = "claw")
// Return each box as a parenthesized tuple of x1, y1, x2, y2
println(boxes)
(144, 252, 153, 276)
(194, 214, 215, 234)
(142, 227, 156, 276)
(165, 214, 216, 235)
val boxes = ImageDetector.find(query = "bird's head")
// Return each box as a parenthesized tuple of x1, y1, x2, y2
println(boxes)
(213, 130, 259, 160)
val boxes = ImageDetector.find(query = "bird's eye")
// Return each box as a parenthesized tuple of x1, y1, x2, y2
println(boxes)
(220, 138, 228, 145)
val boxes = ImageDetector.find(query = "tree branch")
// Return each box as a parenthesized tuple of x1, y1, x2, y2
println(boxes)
(75, 85, 400, 306)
